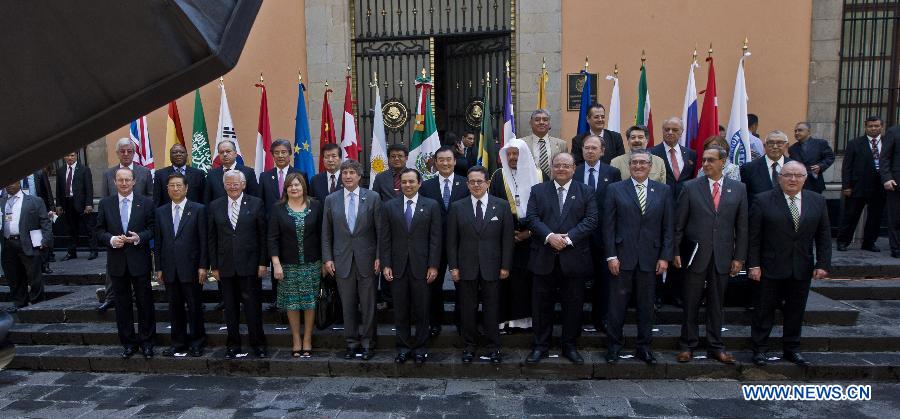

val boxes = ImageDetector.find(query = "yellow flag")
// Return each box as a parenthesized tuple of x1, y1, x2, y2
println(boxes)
(536, 68, 549, 110)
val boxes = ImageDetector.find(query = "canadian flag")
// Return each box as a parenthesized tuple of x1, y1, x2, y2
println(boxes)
(340, 75, 360, 161)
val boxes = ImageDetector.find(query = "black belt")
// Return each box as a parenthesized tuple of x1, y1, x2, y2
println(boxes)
(6, 235, 20, 240)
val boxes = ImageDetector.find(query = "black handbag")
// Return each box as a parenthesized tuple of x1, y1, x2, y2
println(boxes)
(314, 274, 342, 330)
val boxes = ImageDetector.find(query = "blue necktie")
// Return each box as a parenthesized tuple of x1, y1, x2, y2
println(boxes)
(120, 198, 130, 233)
(588, 167, 597, 190)
(173, 204, 181, 234)
(405, 200, 414, 231)
(442, 179, 451, 208)
(347, 192, 357, 232)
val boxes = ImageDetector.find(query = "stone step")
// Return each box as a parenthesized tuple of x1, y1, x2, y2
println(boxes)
(8, 344, 900, 381)
(812, 278, 900, 300)
(8, 322, 900, 352)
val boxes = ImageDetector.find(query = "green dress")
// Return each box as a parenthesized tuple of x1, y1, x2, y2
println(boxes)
(277, 206, 321, 311)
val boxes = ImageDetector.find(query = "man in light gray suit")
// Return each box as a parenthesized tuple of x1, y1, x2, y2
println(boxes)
(98, 138, 154, 312)
(2, 180, 53, 312)
(673, 146, 748, 365)
(322, 159, 383, 361)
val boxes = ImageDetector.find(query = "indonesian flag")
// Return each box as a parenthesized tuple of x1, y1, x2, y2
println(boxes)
(164, 101, 186, 166)
(254, 82, 274, 172)
(340, 75, 360, 161)
(694, 56, 719, 174)
(319, 87, 336, 171)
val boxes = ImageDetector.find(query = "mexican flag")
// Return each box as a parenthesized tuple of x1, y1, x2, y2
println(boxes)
(636, 64, 655, 146)
(407, 74, 440, 178)
(191, 89, 212, 173)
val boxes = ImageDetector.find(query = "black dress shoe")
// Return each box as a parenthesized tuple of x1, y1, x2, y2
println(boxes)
(429, 326, 441, 338)
(836, 243, 849, 251)
(525, 350, 549, 364)
(605, 350, 620, 364)
(4, 306, 18, 313)
(225, 348, 239, 359)
(96, 301, 114, 313)
(752, 352, 768, 366)
(395, 352, 409, 364)
(344, 348, 356, 359)
(254, 347, 269, 359)
(461, 351, 475, 363)
(360, 349, 373, 361)
(861, 244, 881, 253)
(87, 251, 98, 260)
(161, 346, 183, 357)
(635, 350, 657, 365)
(784, 351, 810, 366)
(62, 254, 77, 261)
(42, 263, 53, 274)
(121, 346, 137, 359)
(414, 354, 426, 364)
(489, 351, 502, 364)
(189, 347, 204, 357)
(141, 345, 154, 359)
(47, 253, 56, 262)
(562, 349, 584, 365)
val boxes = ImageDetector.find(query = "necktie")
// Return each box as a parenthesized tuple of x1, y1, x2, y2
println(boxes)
(329, 174, 337, 193)
(788, 195, 800, 231)
(66, 166, 74, 197)
(872, 138, 881, 170)
(669, 148, 681, 180)
(442, 179, 451, 208)
(405, 200, 414, 231)
(538, 138, 550, 175)
(557, 186, 566, 215)
(636, 184, 647, 215)
(771, 162, 779, 186)
(120, 198, 130, 233)
(474, 199, 484, 231)
(277, 170, 285, 198)
(588, 168, 597, 190)
(347, 192, 357, 231)
(173, 204, 181, 234)
(229, 201, 239, 229)
(393, 171, 401, 193)
(712, 181, 721, 211)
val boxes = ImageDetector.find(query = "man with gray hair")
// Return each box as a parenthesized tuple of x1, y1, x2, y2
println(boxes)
(519, 109, 568, 180)
(98, 138, 153, 313)
(739, 130, 794, 208)
(788, 122, 834, 194)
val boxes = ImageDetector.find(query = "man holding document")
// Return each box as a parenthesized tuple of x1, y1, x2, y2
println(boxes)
(673, 146, 748, 364)
(1, 180, 53, 312)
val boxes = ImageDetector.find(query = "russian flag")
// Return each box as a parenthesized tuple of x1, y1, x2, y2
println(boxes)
(680, 60, 699, 148)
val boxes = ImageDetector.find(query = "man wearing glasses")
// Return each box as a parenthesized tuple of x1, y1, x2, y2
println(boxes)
(739, 130, 793, 207)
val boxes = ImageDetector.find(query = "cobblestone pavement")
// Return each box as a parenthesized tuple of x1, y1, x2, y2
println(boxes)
(0, 370, 898, 418)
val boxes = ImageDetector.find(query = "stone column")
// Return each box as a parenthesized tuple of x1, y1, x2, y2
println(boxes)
(86, 137, 108, 200)
(515, 0, 562, 138)
(807, 0, 841, 190)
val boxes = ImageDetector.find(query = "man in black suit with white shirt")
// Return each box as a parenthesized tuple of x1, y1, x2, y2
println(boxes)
(788, 122, 834, 194)
(309, 144, 344, 202)
(204, 140, 260, 204)
(838, 116, 886, 252)
(56, 151, 97, 261)
(153, 144, 206, 207)
(571, 103, 626, 165)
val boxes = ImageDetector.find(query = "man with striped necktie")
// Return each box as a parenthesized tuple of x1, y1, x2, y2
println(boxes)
(520, 109, 568, 181)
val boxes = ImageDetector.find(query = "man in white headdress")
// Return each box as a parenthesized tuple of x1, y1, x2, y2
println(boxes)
(489, 138, 542, 333)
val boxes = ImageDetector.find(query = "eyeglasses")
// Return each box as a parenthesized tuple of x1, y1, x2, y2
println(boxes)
(700, 157, 722, 163)
(551, 164, 574, 169)
(467, 180, 486, 185)
(765, 141, 788, 146)
(779, 173, 807, 179)
(629, 160, 651, 166)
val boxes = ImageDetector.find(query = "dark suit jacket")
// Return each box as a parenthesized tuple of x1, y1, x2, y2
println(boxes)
(309, 171, 342, 202)
(207, 194, 267, 277)
(650, 143, 697, 201)
(204, 165, 260, 204)
(788, 138, 835, 193)
(882, 126, 900, 184)
(267, 199, 323, 265)
(603, 179, 674, 272)
(420, 174, 470, 243)
(55, 163, 93, 210)
(749, 189, 832, 280)
(258, 166, 303, 216)
(572, 129, 625, 165)
(842, 135, 884, 198)
(104, 165, 153, 198)
(95, 193, 154, 276)
(740, 156, 793, 205)
(371, 169, 402, 201)
(153, 200, 208, 282)
(454, 155, 471, 178)
(153, 166, 206, 207)
(31, 170, 54, 211)
(446, 196, 514, 281)
(524, 180, 598, 277)
(381, 195, 442, 280)
(674, 176, 748, 275)
(573, 162, 621, 254)
(0, 194, 52, 256)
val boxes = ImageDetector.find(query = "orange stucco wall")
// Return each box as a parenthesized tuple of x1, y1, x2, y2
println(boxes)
(558, 0, 812, 144)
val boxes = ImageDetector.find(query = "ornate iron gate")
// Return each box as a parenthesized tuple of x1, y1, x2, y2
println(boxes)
(351, 0, 513, 168)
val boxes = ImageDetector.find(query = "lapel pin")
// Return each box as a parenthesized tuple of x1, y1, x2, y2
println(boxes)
(186, 211, 191, 216)
(419, 208, 423, 212)
(455, 182, 460, 186)
(650, 188, 655, 192)
(727, 189, 732, 193)
(604, 178, 608, 182)
(570, 196, 575, 200)
(491, 206, 496, 210)
(271, 175, 275, 180)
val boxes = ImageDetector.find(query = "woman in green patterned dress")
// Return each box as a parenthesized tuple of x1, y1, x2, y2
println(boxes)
(268, 173, 323, 357)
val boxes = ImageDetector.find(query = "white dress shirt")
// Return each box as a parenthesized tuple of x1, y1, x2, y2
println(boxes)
(708, 176, 723, 194)
(545, 180, 575, 245)
(4, 191, 24, 237)
(344, 186, 361, 219)
(171, 198, 186, 226)
(531, 135, 551, 165)
(665, 143, 684, 174)
(582, 161, 602, 185)
(228, 193, 243, 218)
(470, 194, 489, 217)
(784, 191, 802, 215)
(764, 155, 786, 183)
(403, 193, 419, 214)
(65, 162, 77, 197)
(113, 192, 138, 246)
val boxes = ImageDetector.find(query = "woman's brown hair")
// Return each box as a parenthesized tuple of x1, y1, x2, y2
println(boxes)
(278, 172, 309, 206)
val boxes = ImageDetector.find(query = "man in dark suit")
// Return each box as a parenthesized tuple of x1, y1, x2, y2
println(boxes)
(673, 146, 748, 364)
(571, 103, 626, 165)
(604, 149, 674, 365)
(838, 116, 886, 252)
(740, 130, 793, 207)
(98, 138, 153, 312)
(95, 167, 156, 359)
(381, 168, 442, 364)
(27, 168, 55, 273)
(204, 140, 260, 204)
(153, 144, 206, 207)
(881, 124, 900, 258)
(1, 180, 53, 312)
(524, 153, 598, 365)
(371, 144, 408, 201)
(789, 122, 835, 194)
(208, 169, 268, 358)
(154, 172, 208, 357)
(749, 161, 831, 366)
(309, 143, 343, 202)
(651, 117, 698, 307)
(56, 151, 97, 261)
(419, 146, 469, 337)
(572, 135, 621, 333)
(462, 131, 478, 168)
(447, 166, 514, 364)
(322, 159, 382, 360)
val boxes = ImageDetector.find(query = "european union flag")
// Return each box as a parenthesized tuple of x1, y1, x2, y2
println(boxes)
(576, 70, 592, 135)
(294, 82, 316, 179)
